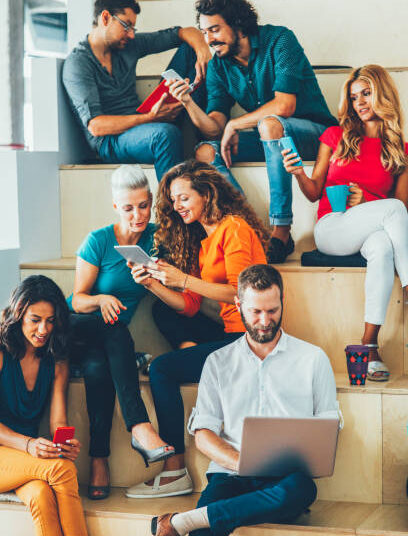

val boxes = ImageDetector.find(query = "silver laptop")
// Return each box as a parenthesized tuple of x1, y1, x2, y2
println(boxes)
(238, 416, 339, 478)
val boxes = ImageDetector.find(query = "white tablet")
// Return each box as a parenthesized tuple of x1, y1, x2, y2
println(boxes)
(114, 245, 157, 267)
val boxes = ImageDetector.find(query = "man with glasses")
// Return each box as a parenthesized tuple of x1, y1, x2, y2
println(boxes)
(63, 0, 210, 180)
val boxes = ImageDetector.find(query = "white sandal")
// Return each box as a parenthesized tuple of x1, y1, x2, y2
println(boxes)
(125, 468, 193, 499)
(365, 344, 389, 381)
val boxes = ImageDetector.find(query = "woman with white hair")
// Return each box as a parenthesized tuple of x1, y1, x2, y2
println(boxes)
(68, 165, 174, 500)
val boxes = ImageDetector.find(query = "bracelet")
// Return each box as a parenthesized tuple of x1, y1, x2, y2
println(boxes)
(26, 437, 34, 454)
(182, 274, 189, 291)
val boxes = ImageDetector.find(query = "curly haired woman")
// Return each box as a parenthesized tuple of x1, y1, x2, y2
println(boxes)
(283, 64, 408, 381)
(126, 159, 268, 498)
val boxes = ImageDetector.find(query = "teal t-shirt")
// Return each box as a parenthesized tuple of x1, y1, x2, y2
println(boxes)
(67, 223, 155, 325)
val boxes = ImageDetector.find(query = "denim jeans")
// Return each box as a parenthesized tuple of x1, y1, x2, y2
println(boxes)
(192, 472, 317, 536)
(99, 43, 207, 180)
(200, 115, 327, 225)
(69, 313, 149, 457)
(149, 301, 243, 453)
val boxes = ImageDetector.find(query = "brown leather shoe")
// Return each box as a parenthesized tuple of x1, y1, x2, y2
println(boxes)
(151, 513, 179, 536)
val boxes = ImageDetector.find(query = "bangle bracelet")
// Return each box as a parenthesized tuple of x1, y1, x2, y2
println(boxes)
(26, 437, 33, 454)
(182, 274, 189, 291)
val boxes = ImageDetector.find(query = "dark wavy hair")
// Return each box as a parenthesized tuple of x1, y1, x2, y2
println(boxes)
(154, 160, 270, 274)
(93, 0, 140, 25)
(195, 0, 258, 36)
(0, 275, 70, 361)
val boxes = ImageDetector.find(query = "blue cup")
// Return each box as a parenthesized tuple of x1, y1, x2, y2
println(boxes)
(326, 185, 350, 212)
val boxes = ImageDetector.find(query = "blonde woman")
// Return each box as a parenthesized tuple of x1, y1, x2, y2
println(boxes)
(283, 64, 408, 381)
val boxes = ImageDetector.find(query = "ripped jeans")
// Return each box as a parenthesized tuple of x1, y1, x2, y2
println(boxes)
(198, 115, 326, 225)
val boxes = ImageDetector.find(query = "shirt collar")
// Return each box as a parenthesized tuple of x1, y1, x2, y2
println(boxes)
(243, 328, 288, 362)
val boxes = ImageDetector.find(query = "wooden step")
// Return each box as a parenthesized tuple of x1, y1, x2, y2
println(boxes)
(20, 259, 407, 378)
(2, 492, 408, 536)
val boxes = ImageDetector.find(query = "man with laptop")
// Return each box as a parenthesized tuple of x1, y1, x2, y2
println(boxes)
(150, 264, 339, 536)
(63, 0, 210, 179)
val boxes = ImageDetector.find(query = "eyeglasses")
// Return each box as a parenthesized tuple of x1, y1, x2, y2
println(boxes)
(112, 14, 138, 34)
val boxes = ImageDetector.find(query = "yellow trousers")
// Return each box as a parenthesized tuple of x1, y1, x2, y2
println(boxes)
(0, 447, 88, 536)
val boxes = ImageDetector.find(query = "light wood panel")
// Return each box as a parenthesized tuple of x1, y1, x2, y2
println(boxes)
(316, 393, 382, 503)
(281, 271, 404, 375)
(382, 395, 408, 505)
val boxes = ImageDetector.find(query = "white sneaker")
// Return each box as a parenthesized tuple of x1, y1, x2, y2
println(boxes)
(126, 468, 193, 498)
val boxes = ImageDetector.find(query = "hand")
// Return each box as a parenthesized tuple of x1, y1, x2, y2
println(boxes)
(221, 121, 239, 168)
(128, 261, 155, 289)
(27, 437, 62, 458)
(58, 438, 81, 461)
(165, 78, 193, 105)
(98, 295, 127, 324)
(149, 93, 183, 122)
(281, 148, 305, 176)
(348, 182, 366, 207)
(194, 47, 212, 84)
(147, 260, 186, 289)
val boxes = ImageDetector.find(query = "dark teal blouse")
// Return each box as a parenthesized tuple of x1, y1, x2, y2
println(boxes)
(0, 350, 55, 438)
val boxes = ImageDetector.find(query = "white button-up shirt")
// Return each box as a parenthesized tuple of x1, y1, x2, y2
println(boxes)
(188, 330, 339, 474)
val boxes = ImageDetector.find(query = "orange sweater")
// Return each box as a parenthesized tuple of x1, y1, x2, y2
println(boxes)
(181, 215, 267, 332)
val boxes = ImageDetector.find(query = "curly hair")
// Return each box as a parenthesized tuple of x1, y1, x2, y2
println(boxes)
(195, 0, 258, 36)
(93, 0, 140, 25)
(334, 64, 408, 175)
(154, 160, 270, 274)
(0, 275, 70, 361)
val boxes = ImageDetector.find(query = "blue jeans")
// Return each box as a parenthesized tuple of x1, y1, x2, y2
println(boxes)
(200, 116, 326, 225)
(149, 301, 242, 453)
(99, 43, 207, 180)
(193, 472, 317, 536)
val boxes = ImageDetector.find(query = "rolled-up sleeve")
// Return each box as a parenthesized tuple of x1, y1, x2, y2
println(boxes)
(63, 55, 102, 128)
(206, 61, 235, 116)
(272, 29, 305, 95)
(188, 354, 223, 435)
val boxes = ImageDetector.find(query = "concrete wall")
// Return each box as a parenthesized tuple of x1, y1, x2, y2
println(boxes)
(0, 0, 24, 145)
(68, 0, 408, 74)
(0, 249, 20, 310)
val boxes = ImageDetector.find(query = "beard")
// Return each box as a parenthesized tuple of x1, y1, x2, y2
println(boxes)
(240, 308, 282, 344)
(211, 32, 240, 58)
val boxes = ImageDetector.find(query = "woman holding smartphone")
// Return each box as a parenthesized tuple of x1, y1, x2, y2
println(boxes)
(0, 275, 88, 536)
(127, 159, 268, 498)
(68, 165, 174, 500)
(282, 64, 408, 381)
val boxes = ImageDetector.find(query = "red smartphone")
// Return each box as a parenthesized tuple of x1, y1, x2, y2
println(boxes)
(136, 80, 178, 114)
(53, 426, 75, 445)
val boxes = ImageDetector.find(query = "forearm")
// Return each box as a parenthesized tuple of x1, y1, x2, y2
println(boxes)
(231, 99, 294, 132)
(0, 423, 31, 452)
(184, 99, 223, 138)
(71, 292, 101, 313)
(178, 27, 207, 53)
(185, 275, 236, 304)
(88, 113, 153, 137)
(147, 280, 186, 311)
(295, 171, 323, 202)
(195, 429, 239, 472)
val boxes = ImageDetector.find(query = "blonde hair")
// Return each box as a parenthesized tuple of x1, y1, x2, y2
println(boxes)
(111, 164, 151, 200)
(334, 64, 408, 175)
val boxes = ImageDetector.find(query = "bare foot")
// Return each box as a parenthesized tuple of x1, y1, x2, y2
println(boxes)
(367, 347, 383, 363)
(131, 422, 171, 450)
(271, 226, 290, 244)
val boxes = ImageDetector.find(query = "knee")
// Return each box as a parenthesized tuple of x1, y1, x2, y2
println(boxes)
(49, 458, 78, 486)
(82, 354, 110, 381)
(258, 116, 284, 140)
(24, 481, 55, 510)
(195, 143, 216, 163)
(148, 352, 173, 381)
(154, 123, 182, 145)
(290, 472, 317, 506)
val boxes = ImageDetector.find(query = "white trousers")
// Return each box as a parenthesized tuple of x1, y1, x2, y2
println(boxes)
(314, 199, 408, 325)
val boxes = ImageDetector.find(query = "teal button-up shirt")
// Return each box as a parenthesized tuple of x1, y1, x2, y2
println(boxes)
(206, 25, 337, 127)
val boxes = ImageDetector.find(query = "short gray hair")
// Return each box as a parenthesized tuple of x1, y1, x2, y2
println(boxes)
(111, 165, 151, 199)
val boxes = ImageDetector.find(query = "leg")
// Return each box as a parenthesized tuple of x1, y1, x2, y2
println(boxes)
(15, 480, 62, 536)
(99, 122, 183, 180)
(152, 300, 225, 349)
(195, 130, 264, 194)
(0, 447, 87, 536)
(206, 472, 317, 536)
(258, 115, 326, 261)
